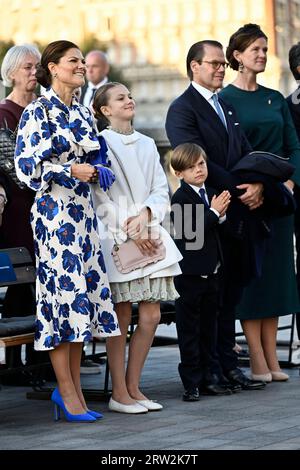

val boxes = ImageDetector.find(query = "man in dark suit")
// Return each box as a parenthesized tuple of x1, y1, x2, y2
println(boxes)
(171, 143, 235, 400)
(81, 50, 110, 131)
(166, 40, 265, 391)
(286, 42, 300, 341)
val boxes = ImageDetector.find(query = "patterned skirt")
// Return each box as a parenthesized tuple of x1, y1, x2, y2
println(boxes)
(110, 275, 179, 304)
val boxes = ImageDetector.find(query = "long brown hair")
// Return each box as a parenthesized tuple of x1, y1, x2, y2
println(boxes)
(93, 82, 122, 123)
(36, 40, 80, 88)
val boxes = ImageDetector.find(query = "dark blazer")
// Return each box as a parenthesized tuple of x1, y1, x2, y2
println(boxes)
(166, 84, 270, 282)
(166, 84, 252, 196)
(80, 82, 88, 105)
(171, 181, 222, 276)
(287, 88, 300, 143)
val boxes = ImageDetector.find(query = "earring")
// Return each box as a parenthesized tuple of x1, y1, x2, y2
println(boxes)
(238, 61, 244, 73)
(52, 73, 58, 78)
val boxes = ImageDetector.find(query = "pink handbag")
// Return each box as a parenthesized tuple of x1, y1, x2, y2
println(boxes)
(107, 143, 166, 274)
(112, 238, 166, 274)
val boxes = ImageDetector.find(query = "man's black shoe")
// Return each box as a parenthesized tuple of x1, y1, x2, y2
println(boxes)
(182, 388, 200, 402)
(220, 375, 242, 393)
(200, 372, 233, 395)
(226, 368, 266, 390)
(200, 383, 232, 396)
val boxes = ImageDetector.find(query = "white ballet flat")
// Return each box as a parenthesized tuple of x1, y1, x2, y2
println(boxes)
(251, 372, 272, 382)
(270, 371, 289, 381)
(108, 397, 148, 414)
(136, 399, 163, 411)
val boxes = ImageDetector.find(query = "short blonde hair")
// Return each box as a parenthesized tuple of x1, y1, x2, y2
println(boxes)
(170, 143, 207, 172)
(1, 44, 41, 87)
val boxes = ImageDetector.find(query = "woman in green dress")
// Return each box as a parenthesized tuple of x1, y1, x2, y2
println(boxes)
(221, 23, 300, 382)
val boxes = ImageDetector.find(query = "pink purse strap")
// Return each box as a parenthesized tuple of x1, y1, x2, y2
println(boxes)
(106, 142, 136, 207)
(105, 142, 137, 246)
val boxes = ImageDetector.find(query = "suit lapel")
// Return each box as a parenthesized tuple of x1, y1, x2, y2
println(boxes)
(180, 180, 213, 211)
(219, 96, 237, 168)
(181, 180, 202, 205)
(188, 85, 229, 140)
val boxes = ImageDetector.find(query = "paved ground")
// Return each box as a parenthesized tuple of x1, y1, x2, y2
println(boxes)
(0, 344, 300, 451)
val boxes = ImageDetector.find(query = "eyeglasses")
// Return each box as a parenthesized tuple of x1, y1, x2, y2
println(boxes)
(198, 60, 229, 70)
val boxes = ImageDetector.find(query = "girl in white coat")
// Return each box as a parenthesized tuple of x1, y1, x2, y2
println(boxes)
(92, 83, 182, 414)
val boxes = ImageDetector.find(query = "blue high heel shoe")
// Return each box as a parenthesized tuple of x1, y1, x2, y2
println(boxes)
(87, 409, 103, 419)
(51, 388, 96, 423)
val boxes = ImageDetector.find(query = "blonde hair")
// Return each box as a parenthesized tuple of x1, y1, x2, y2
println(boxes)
(1, 44, 41, 87)
(170, 143, 207, 172)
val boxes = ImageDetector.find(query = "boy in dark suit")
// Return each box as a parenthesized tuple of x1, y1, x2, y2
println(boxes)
(171, 143, 231, 401)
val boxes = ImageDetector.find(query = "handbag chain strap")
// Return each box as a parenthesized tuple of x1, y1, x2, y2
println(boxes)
(105, 141, 139, 247)
(106, 142, 136, 206)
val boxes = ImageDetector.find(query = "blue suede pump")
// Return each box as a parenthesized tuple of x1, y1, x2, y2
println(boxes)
(51, 388, 96, 423)
(87, 409, 103, 419)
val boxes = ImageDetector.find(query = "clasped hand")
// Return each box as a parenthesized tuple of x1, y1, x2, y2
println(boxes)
(237, 182, 264, 210)
(71, 163, 115, 190)
(211, 190, 231, 217)
(71, 163, 97, 182)
(123, 209, 158, 255)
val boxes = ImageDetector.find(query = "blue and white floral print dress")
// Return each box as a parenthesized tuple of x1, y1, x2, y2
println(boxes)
(15, 87, 120, 351)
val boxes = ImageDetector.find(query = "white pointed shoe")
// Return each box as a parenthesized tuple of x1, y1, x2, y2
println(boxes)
(136, 399, 163, 411)
(251, 372, 272, 382)
(270, 371, 289, 381)
(108, 397, 148, 414)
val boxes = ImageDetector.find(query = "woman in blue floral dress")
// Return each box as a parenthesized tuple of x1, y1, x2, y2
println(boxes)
(15, 40, 120, 422)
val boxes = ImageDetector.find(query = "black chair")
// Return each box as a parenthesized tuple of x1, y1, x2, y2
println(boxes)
(0, 247, 37, 387)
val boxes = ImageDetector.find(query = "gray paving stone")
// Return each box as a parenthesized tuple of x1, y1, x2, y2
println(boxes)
(163, 437, 232, 450)
(211, 444, 256, 450)
(1, 345, 300, 450)
(257, 441, 300, 450)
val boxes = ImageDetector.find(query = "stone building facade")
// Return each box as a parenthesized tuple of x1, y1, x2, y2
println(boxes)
(1, 0, 299, 130)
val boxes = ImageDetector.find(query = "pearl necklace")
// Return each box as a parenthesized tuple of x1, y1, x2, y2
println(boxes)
(107, 125, 134, 135)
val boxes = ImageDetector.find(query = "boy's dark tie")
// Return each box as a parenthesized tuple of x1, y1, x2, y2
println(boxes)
(199, 187, 210, 209)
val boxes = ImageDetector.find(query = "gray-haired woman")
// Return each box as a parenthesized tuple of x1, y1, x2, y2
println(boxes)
(0, 44, 40, 381)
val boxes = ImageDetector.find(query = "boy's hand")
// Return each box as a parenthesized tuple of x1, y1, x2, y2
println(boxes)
(211, 190, 231, 216)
